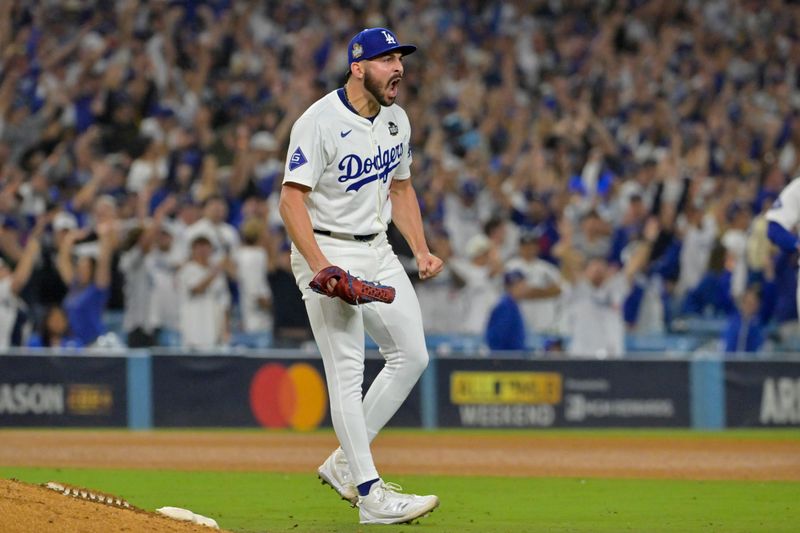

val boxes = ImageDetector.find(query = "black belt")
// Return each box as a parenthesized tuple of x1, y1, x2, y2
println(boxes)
(313, 229, 378, 242)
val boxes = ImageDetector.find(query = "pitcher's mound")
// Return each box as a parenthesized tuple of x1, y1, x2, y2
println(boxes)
(0, 479, 225, 533)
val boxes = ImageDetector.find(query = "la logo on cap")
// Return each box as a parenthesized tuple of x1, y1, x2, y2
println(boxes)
(381, 30, 396, 44)
(352, 42, 363, 59)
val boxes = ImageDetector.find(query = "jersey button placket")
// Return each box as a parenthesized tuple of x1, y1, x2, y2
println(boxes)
(370, 125, 383, 228)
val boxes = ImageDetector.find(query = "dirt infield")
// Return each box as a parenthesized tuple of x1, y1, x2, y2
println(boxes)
(0, 478, 229, 533)
(1, 429, 799, 481)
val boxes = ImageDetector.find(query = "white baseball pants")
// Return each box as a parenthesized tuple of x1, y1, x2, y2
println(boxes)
(291, 232, 429, 484)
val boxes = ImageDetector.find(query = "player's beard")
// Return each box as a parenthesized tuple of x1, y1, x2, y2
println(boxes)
(364, 68, 400, 107)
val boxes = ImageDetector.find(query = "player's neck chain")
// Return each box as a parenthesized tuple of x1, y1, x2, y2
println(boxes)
(343, 86, 355, 110)
(343, 84, 378, 120)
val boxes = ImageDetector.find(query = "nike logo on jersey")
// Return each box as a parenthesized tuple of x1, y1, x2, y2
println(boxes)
(338, 142, 405, 192)
(288, 147, 308, 171)
(340, 130, 352, 138)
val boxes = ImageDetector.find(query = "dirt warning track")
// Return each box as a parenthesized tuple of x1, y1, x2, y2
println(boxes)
(1, 430, 799, 481)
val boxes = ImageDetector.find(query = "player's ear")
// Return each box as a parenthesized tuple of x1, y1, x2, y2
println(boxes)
(351, 61, 365, 80)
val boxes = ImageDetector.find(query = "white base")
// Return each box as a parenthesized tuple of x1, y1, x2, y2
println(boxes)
(157, 506, 219, 529)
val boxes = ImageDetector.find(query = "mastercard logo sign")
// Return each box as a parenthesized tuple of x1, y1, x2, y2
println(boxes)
(249, 363, 327, 430)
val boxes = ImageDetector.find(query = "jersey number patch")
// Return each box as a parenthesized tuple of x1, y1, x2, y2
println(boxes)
(289, 147, 308, 171)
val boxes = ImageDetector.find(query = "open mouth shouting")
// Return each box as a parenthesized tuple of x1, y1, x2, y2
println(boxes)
(387, 76, 401, 100)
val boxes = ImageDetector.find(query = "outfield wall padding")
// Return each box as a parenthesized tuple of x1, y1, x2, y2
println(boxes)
(436, 358, 691, 428)
(0, 353, 127, 427)
(1, 351, 799, 429)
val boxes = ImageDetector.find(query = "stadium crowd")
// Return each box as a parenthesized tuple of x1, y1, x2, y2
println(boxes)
(1, 0, 799, 356)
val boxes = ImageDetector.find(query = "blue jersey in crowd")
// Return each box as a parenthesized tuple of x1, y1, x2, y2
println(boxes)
(485, 294, 526, 351)
(63, 284, 110, 345)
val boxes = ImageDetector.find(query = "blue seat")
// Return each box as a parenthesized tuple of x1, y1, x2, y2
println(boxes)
(230, 331, 273, 349)
(157, 329, 182, 347)
(671, 316, 727, 336)
(625, 334, 699, 354)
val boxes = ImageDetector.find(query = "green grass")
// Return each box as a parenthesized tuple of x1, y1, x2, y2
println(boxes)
(1, 467, 797, 533)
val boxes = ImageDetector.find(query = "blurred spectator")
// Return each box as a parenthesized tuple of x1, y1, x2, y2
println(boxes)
(484, 216, 518, 262)
(682, 242, 737, 317)
(608, 195, 647, 266)
(56, 223, 115, 346)
(169, 197, 202, 262)
(27, 305, 83, 349)
(26, 212, 72, 322)
(449, 233, 503, 335)
(234, 217, 272, 334)
(183, 195, 240, 261)
(505, 230, 564, 335)
(177, 235, 233, 348)
(485, 270, 527, 351)
(747, 198, 777, 285)
(443, 180, 486, 255)
(675, 204, 719, 297)
(127, 137, 168, 193)
(723, 287, 767, 355)
(146, 222, 181, 335)
(556, 218, 658, 358)
(571, 209, 612, 260)
(767, 175, 800, 322)
(0, 223, 42, 348)
(416, 229, 464, 334)
(721, 203, 753, 299)
(267, 235, 312, 348)
(118, 194, 175, 347)
(1, 0, 800, 350)
(228, 131, 283, 202)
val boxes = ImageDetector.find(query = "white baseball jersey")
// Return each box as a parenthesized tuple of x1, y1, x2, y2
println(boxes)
(283, 89, 412, 235)
(564, 274, 629, 358)
(767, 176, 800, 230)
(505, 256, 564, 334)
(0, 277, 17, 349)
(766, 176, 800, 321)
(234, 245, 272, 333)
(177, 261, 230, 348)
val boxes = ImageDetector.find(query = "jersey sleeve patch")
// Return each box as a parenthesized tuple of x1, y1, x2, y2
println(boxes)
(288, 147, 308, 171)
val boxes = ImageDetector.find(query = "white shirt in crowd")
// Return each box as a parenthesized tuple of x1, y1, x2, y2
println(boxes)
(416, 266, 464, 335)
(766, 175, 800, 239)
(177, 261, 230, 348)
(448, 258, 501, 336)
(119, 247, 151, 333)
(183, 218, 240, 261)
(146, 247, 181, 331)
(0, 278, 17, 349)
(676, 213, 717, 296)
(126, 157, 168, 192)
(234, 245, 271, 333)
(443, 195, 485, 259)
(722, 227, 748, 299)
(505, 256, 564, 334)
(563, 273, 629, 358)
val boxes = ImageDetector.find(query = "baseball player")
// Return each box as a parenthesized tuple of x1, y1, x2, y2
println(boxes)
(278, 27, 443, 525)
(766, 176, 800, 317)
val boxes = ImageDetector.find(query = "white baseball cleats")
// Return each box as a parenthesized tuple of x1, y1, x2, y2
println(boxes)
(317, 448, 358, 505)
(358, 481, 439, 525)
(319, 449, 440, 524)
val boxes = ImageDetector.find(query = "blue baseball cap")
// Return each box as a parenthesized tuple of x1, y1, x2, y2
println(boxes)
(348, 28, 417, 65)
